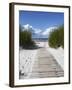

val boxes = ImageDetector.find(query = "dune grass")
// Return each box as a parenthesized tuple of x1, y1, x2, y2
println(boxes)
(48, 25, 64, 48)
(20, 29, 35, 49)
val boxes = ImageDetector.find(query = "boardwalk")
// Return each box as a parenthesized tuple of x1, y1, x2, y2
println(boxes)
(20, 43, 64, 79)
(29, 47, 64, 78)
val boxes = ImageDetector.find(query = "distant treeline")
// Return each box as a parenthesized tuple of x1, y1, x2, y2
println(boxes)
(48, 25, 64, 48)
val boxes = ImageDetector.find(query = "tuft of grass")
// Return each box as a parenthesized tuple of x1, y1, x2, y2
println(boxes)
(48, 25, 64, 48)
(19, 29, 35, 49)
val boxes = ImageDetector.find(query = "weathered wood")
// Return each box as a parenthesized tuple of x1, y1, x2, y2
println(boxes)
(30, 47, 64, 78)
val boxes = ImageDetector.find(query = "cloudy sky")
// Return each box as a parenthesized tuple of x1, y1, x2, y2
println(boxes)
(19, 10, 64, 30)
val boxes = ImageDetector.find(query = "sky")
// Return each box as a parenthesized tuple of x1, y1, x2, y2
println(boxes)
(19, 10, 64, 30)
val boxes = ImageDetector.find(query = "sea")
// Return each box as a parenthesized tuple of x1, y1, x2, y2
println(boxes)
(32, 38, 48, 42)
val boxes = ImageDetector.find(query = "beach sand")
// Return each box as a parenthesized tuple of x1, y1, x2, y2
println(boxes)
(19, 41, 64, 79)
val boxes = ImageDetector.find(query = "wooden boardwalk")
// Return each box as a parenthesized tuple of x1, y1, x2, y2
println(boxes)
(29, 47, 64, 78)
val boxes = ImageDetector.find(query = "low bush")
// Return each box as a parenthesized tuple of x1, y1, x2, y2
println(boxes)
(19, 30, 35, 49)
(48, 25, 64, 48)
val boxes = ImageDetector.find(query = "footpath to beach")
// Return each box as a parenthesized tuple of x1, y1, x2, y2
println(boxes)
(29, 47, 64, 78)
(20, 42, 64, 79)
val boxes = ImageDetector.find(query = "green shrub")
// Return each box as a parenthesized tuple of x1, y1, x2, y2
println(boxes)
(19, 29, 35, 49)
(48, 25, 64, 48)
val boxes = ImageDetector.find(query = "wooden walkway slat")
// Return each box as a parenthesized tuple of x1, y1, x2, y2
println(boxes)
(30, 48, 64, 78)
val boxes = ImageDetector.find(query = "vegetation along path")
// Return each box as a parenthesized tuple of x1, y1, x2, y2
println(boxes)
(30, 47, 64, 78)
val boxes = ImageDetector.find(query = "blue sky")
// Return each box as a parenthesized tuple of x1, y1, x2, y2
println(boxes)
(19, 10, 64, 30)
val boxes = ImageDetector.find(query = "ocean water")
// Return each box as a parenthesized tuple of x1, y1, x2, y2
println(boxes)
(32, 38, 48, 42)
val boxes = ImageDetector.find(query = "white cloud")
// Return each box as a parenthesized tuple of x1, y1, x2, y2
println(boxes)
(34, 29, 42, 34)
(42, 26, 57, 35)
(22, 24, 58, 38)
(22, 24, 33, 30)
(22, 24, 42, 34)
